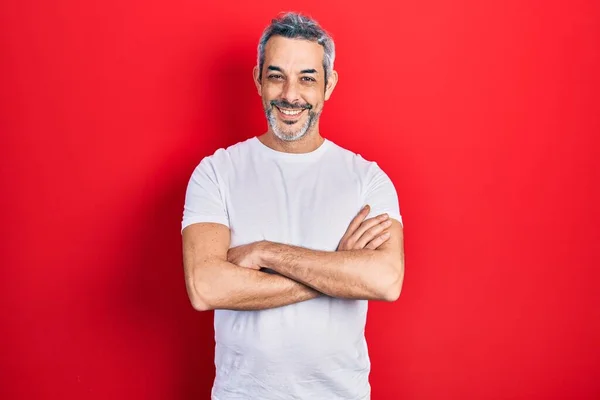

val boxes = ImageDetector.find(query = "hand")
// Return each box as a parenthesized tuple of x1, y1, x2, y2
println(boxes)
(227, 241, 264, 270)
(337, 205, 392, 251)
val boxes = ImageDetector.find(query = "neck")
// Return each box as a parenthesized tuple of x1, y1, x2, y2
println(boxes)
(258, 129, 324, 154)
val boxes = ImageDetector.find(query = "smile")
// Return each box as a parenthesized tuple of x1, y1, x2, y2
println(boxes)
(276, 106, 305, 117)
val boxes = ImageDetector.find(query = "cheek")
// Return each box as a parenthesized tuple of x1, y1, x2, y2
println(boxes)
(308, 95, 324, 110)
(261, 83, 281, 98)
(303, 89, 322, 106)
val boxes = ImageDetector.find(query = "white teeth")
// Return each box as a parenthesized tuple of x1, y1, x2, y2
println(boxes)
(279, 108, 302, 116)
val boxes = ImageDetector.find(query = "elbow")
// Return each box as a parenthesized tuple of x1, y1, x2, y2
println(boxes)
(185, 269, 214, 312)
(190, 294, 212, 312)
(382, 282, 402, 302)
(380, 262, 404, 302)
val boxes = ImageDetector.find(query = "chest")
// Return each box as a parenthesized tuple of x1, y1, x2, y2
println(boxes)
(223, 159, 364, 250)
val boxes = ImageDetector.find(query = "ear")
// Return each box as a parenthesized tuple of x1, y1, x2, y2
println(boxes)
(324, 70, 338, 101)
(253, 65, 262, 96)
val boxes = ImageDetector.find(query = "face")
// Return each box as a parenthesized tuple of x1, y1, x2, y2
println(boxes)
(254, 36, 338, 142)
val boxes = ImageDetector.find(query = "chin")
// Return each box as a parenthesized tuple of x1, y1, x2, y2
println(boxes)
(273, 128, 308, 142)
(270, 119, 310, 142)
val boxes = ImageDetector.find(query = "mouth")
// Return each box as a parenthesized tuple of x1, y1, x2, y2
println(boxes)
(275, 106, 306, 121)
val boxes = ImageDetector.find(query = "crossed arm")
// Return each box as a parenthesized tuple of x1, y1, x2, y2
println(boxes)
(182, 205, 404, 311)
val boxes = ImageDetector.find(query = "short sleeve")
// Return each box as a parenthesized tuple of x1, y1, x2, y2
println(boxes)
(364, 163, 403, 226)
(181, 157, 229, 233)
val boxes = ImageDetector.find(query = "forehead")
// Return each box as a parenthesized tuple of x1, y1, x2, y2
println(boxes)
(263, 36, 324, 72)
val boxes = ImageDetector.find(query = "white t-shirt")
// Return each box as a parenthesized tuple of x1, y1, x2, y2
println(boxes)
(182, 136, 402, 400)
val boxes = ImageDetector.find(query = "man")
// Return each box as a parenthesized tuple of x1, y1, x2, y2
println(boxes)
(181, 11, 404, 400)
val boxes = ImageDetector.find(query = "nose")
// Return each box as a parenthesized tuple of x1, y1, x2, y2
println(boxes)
(281, 79, 300, 104)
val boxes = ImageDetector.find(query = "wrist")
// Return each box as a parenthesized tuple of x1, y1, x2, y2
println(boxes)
(257, 240, 273, 268)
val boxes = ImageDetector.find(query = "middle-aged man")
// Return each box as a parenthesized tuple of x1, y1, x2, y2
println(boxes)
(181, 11, 405, 400)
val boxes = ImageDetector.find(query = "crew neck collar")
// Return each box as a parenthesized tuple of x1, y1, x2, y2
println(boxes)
(251, 136, 332, 161)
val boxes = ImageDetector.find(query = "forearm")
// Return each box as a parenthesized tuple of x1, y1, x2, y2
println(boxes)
(259, 242, 401, 301)
(188, 258, 320, 311)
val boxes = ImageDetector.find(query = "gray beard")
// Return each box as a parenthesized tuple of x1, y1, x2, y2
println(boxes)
(265, 107, 320, 142)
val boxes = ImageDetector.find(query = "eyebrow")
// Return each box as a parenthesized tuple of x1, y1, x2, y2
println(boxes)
(267, 65, 283, 72)
(267, 65, 319, 74)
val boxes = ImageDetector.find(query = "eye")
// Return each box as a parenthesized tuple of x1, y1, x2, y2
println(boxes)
(268, 74, 284, 80)
(301, 76, 316, 82)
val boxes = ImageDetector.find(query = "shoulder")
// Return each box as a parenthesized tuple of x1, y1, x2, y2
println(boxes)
(192, 137, 255, 175)
(326, 139, 388, 179)
(326, 138, 399, 207)
(200, 137, 255, 164)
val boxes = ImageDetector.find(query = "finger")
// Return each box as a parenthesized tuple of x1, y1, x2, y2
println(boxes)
(339, 214, 381, 250)
(340, 205, 370, 241)
(355, 219, 393, 249)
(365, 231, 391, 250)
(349, 213, 389, 244)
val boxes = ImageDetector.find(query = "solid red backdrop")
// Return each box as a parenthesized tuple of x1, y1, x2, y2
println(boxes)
(1, 0, 599, 399)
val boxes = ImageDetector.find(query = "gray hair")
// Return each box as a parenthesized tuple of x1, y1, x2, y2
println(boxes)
(257, 12, 336, 85)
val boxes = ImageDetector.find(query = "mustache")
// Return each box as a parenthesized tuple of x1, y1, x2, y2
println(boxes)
(270, 99, 313, 110)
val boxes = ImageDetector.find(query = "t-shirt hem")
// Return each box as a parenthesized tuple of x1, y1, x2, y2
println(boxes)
(181, 216, 229, 233)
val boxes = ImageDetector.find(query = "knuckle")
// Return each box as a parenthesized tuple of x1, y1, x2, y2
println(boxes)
(370, 223, 383, 232)
(367, 227, 382, 236)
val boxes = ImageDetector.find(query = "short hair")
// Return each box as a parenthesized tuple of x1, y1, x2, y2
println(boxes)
(257, 12, 336, 85)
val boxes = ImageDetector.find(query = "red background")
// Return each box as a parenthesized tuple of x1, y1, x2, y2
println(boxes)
(1, 0, 599, 399)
